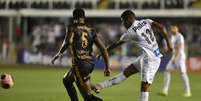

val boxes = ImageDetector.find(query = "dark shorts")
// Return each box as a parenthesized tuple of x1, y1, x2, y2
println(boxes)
(73, 60, 94, 84)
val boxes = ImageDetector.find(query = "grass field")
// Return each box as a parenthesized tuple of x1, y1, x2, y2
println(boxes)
(0, 64, 200, 101)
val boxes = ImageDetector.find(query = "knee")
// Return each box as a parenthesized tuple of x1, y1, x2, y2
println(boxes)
(141, 82, 151, 92)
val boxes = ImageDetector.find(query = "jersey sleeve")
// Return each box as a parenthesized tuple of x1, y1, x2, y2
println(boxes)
(120, 31, 133, 42)
(146, 19, 154, 25)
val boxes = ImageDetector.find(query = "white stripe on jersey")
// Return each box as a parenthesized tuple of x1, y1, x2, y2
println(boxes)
(120, 19, 162, 58)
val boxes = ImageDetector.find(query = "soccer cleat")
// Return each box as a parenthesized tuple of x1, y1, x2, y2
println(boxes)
(158, 91, 168, 96)
(183, 92, 192, 97)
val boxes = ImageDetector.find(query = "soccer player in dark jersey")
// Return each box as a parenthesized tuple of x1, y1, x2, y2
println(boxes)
(51, 8, 110, 101)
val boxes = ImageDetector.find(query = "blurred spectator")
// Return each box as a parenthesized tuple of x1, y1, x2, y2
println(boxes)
(32, 26, 42, 52)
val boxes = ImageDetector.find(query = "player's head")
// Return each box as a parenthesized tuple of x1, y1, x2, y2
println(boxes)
(121, 10, 136, 29)
(73, 8, 85, 23)
(170, 25, 179, 35)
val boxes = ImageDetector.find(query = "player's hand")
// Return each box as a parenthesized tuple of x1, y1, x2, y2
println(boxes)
(165, 47, 173, 55)
(51, 54, 60, 64)
(104, 68, 111, 77)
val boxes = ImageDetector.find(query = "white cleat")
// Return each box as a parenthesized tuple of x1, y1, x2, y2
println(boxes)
(183, 92, 192, 97)
(158, 91, 168, 96)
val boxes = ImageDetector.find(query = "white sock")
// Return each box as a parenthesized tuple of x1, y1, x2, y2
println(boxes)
(99, 73, 127, 89)
(139, 92, 149, 101)
(181, 73, 191, 93)
(163, 71, 171, 93)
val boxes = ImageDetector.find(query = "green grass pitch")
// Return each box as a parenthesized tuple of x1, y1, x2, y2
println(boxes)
(0, 64, 200, 101)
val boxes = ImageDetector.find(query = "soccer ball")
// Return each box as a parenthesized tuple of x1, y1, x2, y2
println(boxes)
(1, 73, 14, 89)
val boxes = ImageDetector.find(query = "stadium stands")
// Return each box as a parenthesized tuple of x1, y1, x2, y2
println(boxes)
(0, 0, 195, 10)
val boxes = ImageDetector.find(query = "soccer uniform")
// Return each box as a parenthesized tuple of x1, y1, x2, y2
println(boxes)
(162, 32, 191, 97)
(64, 23, 97, 85)
(166, 33, 186, 73)
(120, 19, 162, 84)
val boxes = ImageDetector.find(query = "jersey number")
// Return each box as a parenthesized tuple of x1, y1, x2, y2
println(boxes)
(81, 32, 88, 48)
(141, 29, 154, 44)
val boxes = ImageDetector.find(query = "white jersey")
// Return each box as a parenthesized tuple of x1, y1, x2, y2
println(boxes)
(170, 33, 185, 59)
(166, 33, 186, 73)
(120, 19, 162, 58)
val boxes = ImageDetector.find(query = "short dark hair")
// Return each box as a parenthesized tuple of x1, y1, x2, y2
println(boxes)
(73, 8, 85, 19)
(121, 10, 135, 19)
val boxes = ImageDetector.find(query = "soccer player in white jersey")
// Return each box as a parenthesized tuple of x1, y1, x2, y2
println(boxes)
(160, 25, 191, 97)
(93, 10, 172, 101)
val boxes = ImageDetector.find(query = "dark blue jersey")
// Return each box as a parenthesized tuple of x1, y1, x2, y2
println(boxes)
(67, 23, 96, 61)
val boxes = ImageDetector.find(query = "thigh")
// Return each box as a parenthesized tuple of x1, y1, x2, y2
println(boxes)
(132, 55, 144, 72)
(176, 58, 187, 73)
(141, 57, 161, 84)
(73, 60, 94, 85)
(166, 59, 175, 71)
(123, 64, 139, 77)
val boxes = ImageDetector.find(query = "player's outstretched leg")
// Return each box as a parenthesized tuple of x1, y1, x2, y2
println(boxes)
(180, 72, 191, 97)
(63, 69, 79, 101)
(93, 64, 138, 93)
(139, 82, 150, 101)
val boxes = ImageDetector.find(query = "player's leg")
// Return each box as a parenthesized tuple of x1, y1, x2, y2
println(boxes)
(178, 59, 191, 97)
(76, 79, 103, 101)
(139, 57, 161, 101)
(162, 70, 171, 95)
(139, 81, 151, 101)
(63, 68, 79, 101)
(75, 61, 103, 101)
(94, 64, 139, 92)
(161, 60, 174, 96)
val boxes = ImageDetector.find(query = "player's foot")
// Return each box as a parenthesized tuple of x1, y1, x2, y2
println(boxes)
(183, 92, 192, 97)
(158, 91, 168, 96)
(91, 84, 103, 94)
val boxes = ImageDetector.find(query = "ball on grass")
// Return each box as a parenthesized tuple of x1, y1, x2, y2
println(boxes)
(1, 73, 14, 89)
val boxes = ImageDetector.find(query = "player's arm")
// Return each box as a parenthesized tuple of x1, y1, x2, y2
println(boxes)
(152, 21, 172, 52)
(96, 40, 126, 59)
(107, 40, 126, 52)
(51, 26, 73, 64)
(94, 35, 110, 76)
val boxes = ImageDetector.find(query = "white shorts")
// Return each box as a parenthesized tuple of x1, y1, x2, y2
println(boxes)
(132, 53, 161, 84)
(166, 57, 187, 73)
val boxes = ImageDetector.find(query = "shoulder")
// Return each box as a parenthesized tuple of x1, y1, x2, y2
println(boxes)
(177, 33, 184, 39)
(176, 33, 185, 43)
(85, 23, 98, 37)
(144, 19, 154, 24)
(66, 23, 75, 32)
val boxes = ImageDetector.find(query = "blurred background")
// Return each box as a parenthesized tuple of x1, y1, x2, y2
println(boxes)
(0, 0, 201, 72)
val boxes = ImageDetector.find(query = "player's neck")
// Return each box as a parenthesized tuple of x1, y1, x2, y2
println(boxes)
(73, 18, 85, 24)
